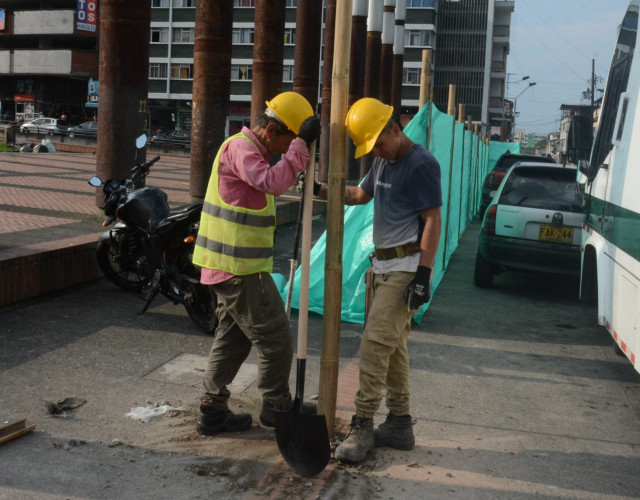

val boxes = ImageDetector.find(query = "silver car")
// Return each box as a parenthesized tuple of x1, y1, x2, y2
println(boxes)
(19, 117, 66, 134)
(474, 162, 584, 287)
(67, 121, 98, 137)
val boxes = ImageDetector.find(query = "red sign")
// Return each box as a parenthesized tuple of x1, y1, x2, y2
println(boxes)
(14, 94, 35, 102)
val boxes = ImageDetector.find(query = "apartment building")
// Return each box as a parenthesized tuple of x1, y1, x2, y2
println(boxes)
(0, 0, 98, 123)
(434, 0, 513, 135)
(148, 0, 440, 135)
(0, 1, 512, 137)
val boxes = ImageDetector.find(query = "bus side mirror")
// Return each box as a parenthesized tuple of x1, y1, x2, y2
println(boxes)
(578, 159, 596, 180)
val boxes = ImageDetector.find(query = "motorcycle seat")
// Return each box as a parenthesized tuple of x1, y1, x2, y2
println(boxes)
(168, 203, 203, 219)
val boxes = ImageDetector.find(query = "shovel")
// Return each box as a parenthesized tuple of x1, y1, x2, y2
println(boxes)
(284, 169, 305, 318)
(274, 141, 331, 478)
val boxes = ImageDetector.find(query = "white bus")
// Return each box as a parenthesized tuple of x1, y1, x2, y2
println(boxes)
(575, 0, 640, 373)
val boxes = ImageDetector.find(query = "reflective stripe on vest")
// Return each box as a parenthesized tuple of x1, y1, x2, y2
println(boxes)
(192, 132, 275, 275)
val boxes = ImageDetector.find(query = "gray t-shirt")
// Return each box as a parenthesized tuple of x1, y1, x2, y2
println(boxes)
(360, 143, 442, 273)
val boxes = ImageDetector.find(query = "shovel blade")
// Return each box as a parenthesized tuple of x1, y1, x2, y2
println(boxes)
(273, 398, 331, 478)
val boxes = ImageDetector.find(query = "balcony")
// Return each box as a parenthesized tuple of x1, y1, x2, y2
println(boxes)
(495, 0, 515, 11)
(2, 49, 98, 76)
(13, 10, 75, 35)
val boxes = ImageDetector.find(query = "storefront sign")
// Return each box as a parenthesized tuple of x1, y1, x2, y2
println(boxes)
(85, 78, 99, 107)
(76, 0, 98, 32)
(14, 94, 35, 102)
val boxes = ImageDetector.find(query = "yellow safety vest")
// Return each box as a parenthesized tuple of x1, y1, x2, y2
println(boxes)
(193, 132, 276, 275)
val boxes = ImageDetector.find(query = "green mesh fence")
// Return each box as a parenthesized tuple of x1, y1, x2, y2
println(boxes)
(278, 102, 520, 324)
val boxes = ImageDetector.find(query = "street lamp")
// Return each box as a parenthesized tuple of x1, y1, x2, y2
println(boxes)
(502, 75, 532, 140)
(511, 82, 537, 140)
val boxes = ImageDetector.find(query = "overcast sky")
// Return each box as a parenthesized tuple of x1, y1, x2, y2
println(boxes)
(507, 0, 631, 135)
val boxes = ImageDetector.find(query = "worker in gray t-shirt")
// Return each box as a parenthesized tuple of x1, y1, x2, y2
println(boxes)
(315, 97, 442, 464)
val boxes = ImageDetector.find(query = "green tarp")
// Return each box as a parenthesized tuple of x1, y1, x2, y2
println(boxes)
(279, 102, 520, 324)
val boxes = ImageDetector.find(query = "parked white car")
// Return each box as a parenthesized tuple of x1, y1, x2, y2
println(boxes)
(474, 162, 584, 287)
(19, 117, 66, 134)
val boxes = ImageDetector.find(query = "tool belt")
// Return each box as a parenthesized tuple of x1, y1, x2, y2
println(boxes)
(374, 241, 421, 261)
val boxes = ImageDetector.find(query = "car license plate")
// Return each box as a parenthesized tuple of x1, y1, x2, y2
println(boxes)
(539, 225, 573, 243)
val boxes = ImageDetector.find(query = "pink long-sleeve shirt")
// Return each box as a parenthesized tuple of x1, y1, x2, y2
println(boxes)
(201, 126, 309, 285)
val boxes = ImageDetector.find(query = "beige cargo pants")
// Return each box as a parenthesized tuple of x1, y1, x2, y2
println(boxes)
(355, 270, 415, 418)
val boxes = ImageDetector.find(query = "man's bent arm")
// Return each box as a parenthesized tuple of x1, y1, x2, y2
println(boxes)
(419, 206, 442, 269)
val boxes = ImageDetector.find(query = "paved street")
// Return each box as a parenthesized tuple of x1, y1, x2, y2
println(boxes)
(1, 151, 640, 498)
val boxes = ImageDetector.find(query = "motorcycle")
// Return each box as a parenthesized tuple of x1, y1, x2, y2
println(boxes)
(88, 134, 215, 333)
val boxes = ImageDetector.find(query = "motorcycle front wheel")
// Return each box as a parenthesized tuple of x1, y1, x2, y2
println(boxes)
(96, 231, 151, 292)
(177, 250, 217, 334)
(184, 282, 217, 335)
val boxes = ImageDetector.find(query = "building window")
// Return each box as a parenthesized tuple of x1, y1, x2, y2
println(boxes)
(232, 27, 254, 44)
(150, 28, 169, 43)
(173, 0, 195, 6)
(407, 0, 436, 6)
(405, 30, 430, 47)
(286, 0, 297, 6)
(171, 63, 193, 79)
(233, 0, 255, 6)
(149, 63, 168, 79)
(403, 68, 421, 85)
(173, 28, 195, 43)
(152, 0, 170, 7)
(283, 65, 294, 82)
(284, 28, 296, 45)
(231, 64, 253, 81)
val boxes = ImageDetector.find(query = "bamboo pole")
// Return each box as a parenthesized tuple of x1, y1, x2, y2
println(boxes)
(457, 103, 465, 241)
(318, 0, 352, 437)
(473, 123, 480, 216)
(467, 115, 476, 222)
(418, 48, 432, 110)
(427, 86, 434, 150)
(442, 84, 456, 270)
(466, 115, 473, 222)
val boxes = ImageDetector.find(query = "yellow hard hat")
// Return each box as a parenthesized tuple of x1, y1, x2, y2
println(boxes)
(265, 92, 314, 135)
(345, 97, 394, 159)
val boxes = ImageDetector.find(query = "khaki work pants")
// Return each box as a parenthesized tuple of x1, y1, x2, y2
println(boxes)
(201, 272, 293, 412)
(355, 271, 415, 419)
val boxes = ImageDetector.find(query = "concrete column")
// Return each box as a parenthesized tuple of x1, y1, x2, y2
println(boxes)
(95, 0, 150, 205)
(391, 0, 405, 115)
(319, 0, 336, 183)
(346, 0, 368, 180)
(190, 1, 233, 202)
(364, 0, 383, 99)
(251, 0, 286, 127)
(293, 0, 324, 109)
(361, 0, 383, 178)
(481, 0, 496, 135)
(379, 0, 395, 105)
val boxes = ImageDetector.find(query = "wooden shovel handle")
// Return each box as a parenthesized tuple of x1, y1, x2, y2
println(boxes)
(297, 141, 316, 361)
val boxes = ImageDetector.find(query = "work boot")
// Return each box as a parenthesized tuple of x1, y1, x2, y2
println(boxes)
(373, 412, 415, 450)
(260, 401, 317, 427)
(196, 402, 252, 435)
(334, 415, 374, 464)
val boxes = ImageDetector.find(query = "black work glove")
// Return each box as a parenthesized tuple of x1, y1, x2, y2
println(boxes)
(403, 265, 432, 311)
(297, 116, 321, 145)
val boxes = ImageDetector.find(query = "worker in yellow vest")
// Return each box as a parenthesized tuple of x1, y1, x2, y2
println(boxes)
(193, 92, 321, 435)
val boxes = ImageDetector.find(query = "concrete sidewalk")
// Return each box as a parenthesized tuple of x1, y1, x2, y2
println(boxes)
(0, 150, 314, 308)
(1, 152, 640, 499)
